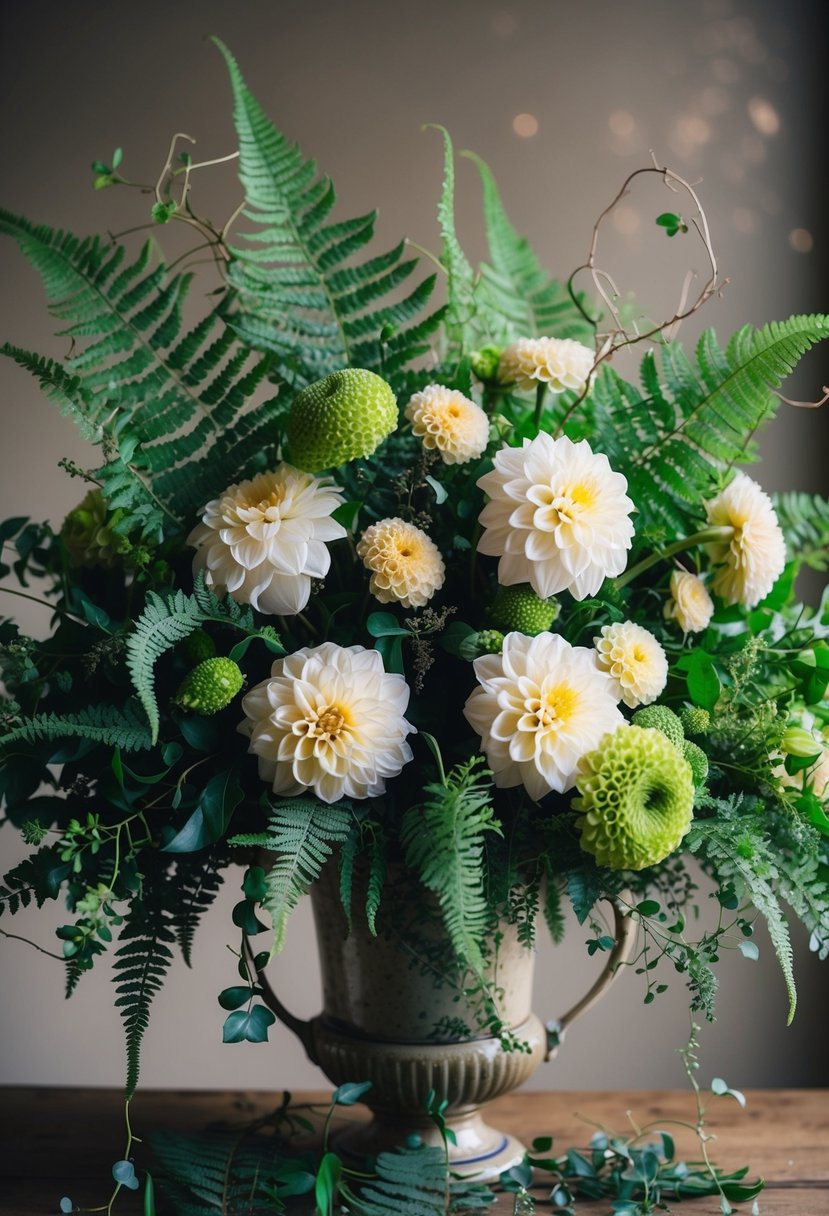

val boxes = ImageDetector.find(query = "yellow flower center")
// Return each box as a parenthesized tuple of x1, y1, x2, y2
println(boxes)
(250, 486, 286, 514)
(313, 704, 349, 738)
(529, 684, 579, 730)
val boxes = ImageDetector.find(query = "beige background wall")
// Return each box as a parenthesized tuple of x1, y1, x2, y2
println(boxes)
(1, 0, 827, 1094)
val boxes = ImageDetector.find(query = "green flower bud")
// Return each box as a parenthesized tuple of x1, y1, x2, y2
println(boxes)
(679, 706, 710, 737)
(574, 725, 694, 871)
(488, 584, 560, 636)
(287, 368, 397, 472)
(470, 344, 503, 383)
(682, 739, 709, 786)
(174, 658, 244, 715)
(631, 704, 685, 750)
(781, 726, 821, 759)
(475, 628, 505, 655)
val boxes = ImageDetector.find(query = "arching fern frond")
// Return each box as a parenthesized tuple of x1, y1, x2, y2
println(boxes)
(344, 1141, 495, 1214)
(0, 344, 100, 441)
(401, 758, 501, 974)
(173, 853, 225, 968)
(772, 491, 829, 571)
(0, 702, 152, 752)
(462, 149, 596, 345)
(213, 38, 443, 392)
(230, 798, 354, 953)
(591, 315, 829, 539)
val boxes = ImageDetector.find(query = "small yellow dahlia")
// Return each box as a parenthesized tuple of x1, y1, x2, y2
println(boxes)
(498, 336, 595, 394)
(464, 631, 624, 799)
(188, 465, 346, 616)
(404, 384, 489, 465)
(705, 473, 786, 608)
(356, 517, 445, 608)
(664, 570, 714, 634)
(239, 642, 414, 803)
(594, 622, 669, 709)
(476, 433, 635, 600)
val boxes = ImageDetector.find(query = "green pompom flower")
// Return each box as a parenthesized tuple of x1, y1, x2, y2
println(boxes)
(631, 704, 685, 750)
(488, 584, 560, 636)
(573, 725, 694, 871)
(679, 706, 711, 737)
(475, 628, 505, 655)
(287, 368, 397, 472)
(682, 740, 709, 786)
(175, 658, 244, 715)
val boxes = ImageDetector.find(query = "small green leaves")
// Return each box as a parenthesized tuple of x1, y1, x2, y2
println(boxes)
(711, 1076, 746, 1106)
(656, 211, 689, 237)
(218, 985, 256, 1010)
(59, 1199, 73, 1214)
(150, 200, 178, 224)
(686, 650, 721, 711)
(314, 1151, 342, 1216)
(91, 149, 123, 189)
(222, 1003, 276, 1043)
(112, 1159, 140, 1190)
(332, 1080, 372, 1106)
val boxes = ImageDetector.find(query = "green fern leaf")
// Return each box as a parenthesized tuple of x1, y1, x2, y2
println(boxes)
(173, 854, 224, 967)
(345, 1141, 494, 1214)
(401, 758, 501, 973)
(0, 702, 152, 752)
(231, 798, 353, 953)
(772, 491, 829, 571)
(0, 344, 102, 441)
(113, 894, 176, 1098)
(365, 826, 387, 936)
(213, 38, 442, 391)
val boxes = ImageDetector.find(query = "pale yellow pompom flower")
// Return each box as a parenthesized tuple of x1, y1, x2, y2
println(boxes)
(238, 643, 414, 804)
(594, 621, 669, 709)
(464, 631, 624, 800)
(356, 517, 445, 608)
(705, 473, 786, 608)
(498, 336, 595, 394)
(664, 570, 714, 634)
(404, 384, 490, 465)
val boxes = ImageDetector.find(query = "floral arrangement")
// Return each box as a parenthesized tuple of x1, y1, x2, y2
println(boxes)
(2, 39, 829, 1133)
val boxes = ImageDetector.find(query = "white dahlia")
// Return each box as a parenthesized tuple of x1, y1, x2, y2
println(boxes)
(188, 465, 346, 616)
(239, 643, 414, 804)
(594, 621, 669, 709)
(705, 473, 786, 608)
(404, 384, 490, 465)
(498, 336, 595, 395)
(464, 631, 624, 800)
(476, 433, 635, 600)
(356, 517, 445, 608)
(664, 569, 714, 634)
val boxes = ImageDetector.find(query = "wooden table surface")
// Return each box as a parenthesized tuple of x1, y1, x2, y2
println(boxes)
(1, 1087, 827, 1214)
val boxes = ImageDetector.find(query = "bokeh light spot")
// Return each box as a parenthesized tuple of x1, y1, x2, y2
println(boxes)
(512, 113, 539, 138)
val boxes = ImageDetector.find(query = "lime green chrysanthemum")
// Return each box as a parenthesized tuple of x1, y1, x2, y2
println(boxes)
(487, 584, 560, 636)
(683, 740, 709, 786)
(475, 628, 505, 655)
(631, 704, 685, 750)
(679, 706, 711, 737)
(573, 725, 695, 871)
(175, 658, 244, 715)
(287, 368, 397, 472)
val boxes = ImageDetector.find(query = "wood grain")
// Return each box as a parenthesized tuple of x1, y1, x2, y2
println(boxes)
(1, 1087, 827, 1214)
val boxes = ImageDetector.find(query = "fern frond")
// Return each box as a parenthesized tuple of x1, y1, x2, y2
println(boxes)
(150, 1128, 278, 1215)
(462, 150, 596, 344)
(772, 491, 829, 571)
(113, 894, 176, 1098)
(430, 126, 486, 356)
(365, 825, 387, 936)
(345, 1142, 494, 1215)
(214, 39, 442, 392)
(592, 315, 829, 537)
(173, 854, 224, 967)
(401, 758, 501, 973)
(0, 343, 102, 441)
(0, 702, 152, 752)
(231, 798, 353, 953)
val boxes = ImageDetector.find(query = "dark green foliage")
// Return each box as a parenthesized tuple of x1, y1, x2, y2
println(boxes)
(0, 702, 152, 752)
(150, 1127, 298, 1215)
(230, 798, 354, 952)
(214, 39, 443, 393)
(773, 491, 829, 571)
(591, 316, 829, 538)
(401, 758, 501, 973)
(113, 887, 176, 1098)
(173, 854, 225, 967)
(344, 1142, 495, 1214)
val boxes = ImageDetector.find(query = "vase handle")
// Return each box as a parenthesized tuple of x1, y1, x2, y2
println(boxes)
(544, 894, 637, 1061)
(243, 935, 320, 1065)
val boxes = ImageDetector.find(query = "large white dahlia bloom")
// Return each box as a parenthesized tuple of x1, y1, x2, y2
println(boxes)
(239, 643, 414, 804)
(705, 473, 786, 608)
(188, 465, 346, 616)
(464, 631, 624, 800)
(476, 433, 635, 600)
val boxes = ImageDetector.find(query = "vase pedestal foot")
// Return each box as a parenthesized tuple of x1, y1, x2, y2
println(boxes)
(332, 1105, 526, 1182)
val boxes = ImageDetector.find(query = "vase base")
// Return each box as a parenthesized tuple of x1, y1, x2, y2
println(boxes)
(332, 1106, 526, 1182)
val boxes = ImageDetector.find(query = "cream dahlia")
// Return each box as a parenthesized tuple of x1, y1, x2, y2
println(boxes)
(356, 517, 445, 608)
(188, 465, 346, 616)
(664, 569, 714, 634)
(239, 643, 414, 804)
(705, 473, 786, 608)
(476, 433, 635, 600)
(498, 336, 595, 394)
(464, 631, 624, 800)
(404, 384, 490, 465)
(594, 621, 668, 709)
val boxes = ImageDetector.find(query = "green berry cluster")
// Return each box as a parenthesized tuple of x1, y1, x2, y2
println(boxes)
(175, 658, 244, 715)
